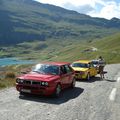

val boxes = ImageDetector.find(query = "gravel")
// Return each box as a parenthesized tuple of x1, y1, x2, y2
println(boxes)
(0, 64, 120, 120)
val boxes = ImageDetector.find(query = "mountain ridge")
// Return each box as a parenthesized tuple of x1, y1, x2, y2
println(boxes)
(0, 0, 120, 45)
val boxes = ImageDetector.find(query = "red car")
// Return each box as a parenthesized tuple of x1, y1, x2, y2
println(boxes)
(16, 62, 76, 97)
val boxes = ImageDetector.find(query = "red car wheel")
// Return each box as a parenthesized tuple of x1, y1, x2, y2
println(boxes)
(54, 84, 61, 97)
(71, 78, 76, 88)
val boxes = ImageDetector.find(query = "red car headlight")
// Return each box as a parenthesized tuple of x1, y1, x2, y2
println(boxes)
(16, 78, 24, 83)
(41, 81, 49, 86)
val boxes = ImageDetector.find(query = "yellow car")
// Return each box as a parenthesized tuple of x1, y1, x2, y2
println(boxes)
(71, 60, 97, 80)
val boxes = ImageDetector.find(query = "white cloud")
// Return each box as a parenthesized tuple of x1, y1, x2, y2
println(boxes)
(62, 3, 94, 14)
(35, 0, 120, 19)
(35, 0, 104, 7)
(89, 1, 120, 19)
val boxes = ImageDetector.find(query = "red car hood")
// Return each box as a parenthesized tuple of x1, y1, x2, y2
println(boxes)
(18, 72, 60, 82)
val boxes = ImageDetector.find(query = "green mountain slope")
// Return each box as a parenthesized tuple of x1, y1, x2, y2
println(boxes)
(0, 32, 120, 63)
(55, 32, 120, 63)
(90, 32, 120, 63)
(58, 32, 120, 63)
(0, 0, 120, 45)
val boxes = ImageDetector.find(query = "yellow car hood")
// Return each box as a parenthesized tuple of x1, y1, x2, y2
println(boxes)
(72, 67, 88, 72)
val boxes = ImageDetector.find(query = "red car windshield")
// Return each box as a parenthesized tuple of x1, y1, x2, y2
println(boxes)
(32, 64, 59, 75)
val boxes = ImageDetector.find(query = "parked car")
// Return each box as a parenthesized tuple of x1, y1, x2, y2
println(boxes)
(71, 60, 97, 80)
(91, 59, 106, 73)
(16, 62, 76, 97)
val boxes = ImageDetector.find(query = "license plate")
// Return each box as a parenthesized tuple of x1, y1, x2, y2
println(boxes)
(21, 89, 31, 93)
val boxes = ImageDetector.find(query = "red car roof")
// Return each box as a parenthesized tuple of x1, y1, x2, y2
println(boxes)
(38, 62, 70, 66)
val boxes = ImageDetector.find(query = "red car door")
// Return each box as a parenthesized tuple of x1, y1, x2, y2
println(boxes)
(64, 65, 74, 84)
(60, 65, 70, 88)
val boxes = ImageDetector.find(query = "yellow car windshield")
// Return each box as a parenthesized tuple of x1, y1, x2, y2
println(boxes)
(71, 63, 89, 68)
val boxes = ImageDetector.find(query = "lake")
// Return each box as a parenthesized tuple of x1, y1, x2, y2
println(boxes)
(0, 58, 35, 67)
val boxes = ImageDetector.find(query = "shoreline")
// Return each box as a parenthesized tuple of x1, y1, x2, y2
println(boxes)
(0, 57, 35, 67)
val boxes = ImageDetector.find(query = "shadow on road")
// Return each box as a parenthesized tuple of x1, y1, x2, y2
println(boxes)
(105, 79, 116, 82)
(77, 76, 102, 83)
(77, 76, 116, 83)
(19, 87, 84, 105)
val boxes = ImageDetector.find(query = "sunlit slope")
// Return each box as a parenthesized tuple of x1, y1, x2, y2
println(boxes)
(46, 33, 120, 63)
(90, 32, 120, 63)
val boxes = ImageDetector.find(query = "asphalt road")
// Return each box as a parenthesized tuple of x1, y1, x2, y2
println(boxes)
(0, 64, 120, 120)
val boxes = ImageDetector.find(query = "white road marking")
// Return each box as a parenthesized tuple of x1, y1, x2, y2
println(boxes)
(109, 88, 117, 101)
(117, 77, 120, 83)
(0, 109, 9, 113)
(109, 77, 120, 101)
(24, 102, 31, 107)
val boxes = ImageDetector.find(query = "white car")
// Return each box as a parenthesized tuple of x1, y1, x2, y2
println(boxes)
(91, 60, 106, 73)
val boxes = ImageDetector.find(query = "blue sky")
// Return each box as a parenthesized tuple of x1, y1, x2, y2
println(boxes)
(35, 0, 120, 19)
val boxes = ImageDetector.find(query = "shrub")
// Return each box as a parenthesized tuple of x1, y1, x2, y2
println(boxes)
(0, 83, 6, 89)
(5, 72, 16, 78)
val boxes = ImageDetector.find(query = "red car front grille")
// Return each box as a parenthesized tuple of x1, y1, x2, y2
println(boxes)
(22, 80, 41, 85)
(22, 86, 37, 90)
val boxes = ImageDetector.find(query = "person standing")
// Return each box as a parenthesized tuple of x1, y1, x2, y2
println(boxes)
(98, 56, 105, 79)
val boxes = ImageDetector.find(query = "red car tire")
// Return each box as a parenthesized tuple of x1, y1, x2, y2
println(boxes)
(54, 84, 61, 97)
(71, 78, 76, 88)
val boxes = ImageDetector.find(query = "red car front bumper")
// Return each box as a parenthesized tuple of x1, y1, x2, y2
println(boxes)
(16, 84, 56, 96)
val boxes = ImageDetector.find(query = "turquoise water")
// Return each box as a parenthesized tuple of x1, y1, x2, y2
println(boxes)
(0, 58, 35, 66)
